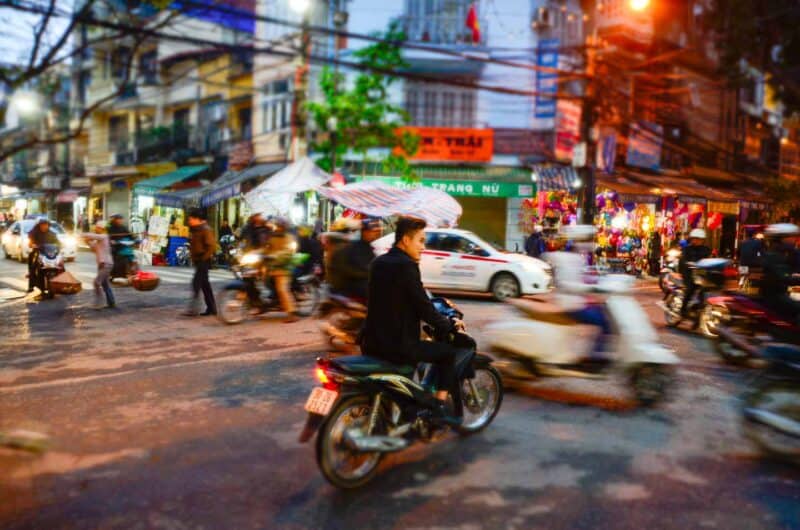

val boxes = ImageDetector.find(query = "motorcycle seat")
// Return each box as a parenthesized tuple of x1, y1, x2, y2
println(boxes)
(507, 298, 581, 326)
(329, 355, 415, 377)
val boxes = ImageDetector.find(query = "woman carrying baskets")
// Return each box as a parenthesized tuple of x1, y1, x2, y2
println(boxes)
(81, 221, 116, 309)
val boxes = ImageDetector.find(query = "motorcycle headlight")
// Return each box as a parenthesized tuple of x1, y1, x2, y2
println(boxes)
(63, 235, 77, 248)
(240, 253, 261, 266)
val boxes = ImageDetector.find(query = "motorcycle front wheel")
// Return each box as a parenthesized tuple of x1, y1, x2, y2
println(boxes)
(663, 291, 684, 327)
(293, 281, 320, 317)
(217, 289, 250, 325)
(742, 382, 800, 462)
(316, 395, 383, 489)
(458, 366, 504, 434)
(630, 363, 674, 407)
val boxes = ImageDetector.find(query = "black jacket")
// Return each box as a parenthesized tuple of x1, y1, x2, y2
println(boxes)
(738, 238, 763, 267)
(240, 222, 270, 250)
(330, 240, 375, 299)
(760, 244, 800, 300)
(360, 247, 452, 362)
(297, 235, 323, 275)
(679, 244, 711, 278)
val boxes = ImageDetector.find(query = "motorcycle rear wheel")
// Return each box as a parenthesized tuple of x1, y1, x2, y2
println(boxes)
(630, 363, 673, 407)
(458, 366, 504, 434)
(742, 383, 800, 463)
(316, 395, 383, 489)
(715, 329, 754, 366)
(293, 281, 320, 317)
(217, 289, 250, 325)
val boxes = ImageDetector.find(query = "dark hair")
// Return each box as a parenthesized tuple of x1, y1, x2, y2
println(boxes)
(188, 208, 206, 220)
(394, 216, 426, 245)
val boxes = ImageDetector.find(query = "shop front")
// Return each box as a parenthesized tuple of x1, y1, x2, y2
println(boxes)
(356, 173, 536, 250)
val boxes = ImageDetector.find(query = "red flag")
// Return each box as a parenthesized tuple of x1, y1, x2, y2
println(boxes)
(465, 3, 481, 43)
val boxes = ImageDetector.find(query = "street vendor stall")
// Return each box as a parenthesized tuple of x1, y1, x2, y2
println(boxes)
(244, 157, 331, 222)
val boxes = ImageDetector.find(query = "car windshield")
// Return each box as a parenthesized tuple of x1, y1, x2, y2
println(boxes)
(21, 220, 63, 234)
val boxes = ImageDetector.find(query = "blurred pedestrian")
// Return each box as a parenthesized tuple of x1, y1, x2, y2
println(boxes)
(219, 219, 233, 239)
(297, 225, 323, 277)
(184, 209, 217, 316)
(524, 226, 545, 258)
(81, 221, 115, 309)
(265, 217, 298, 322)
(647, 231, 661, 276)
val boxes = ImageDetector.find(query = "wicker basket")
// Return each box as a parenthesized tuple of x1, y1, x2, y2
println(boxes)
(50, 271, 82, 295)
(131, 276, 160, 291)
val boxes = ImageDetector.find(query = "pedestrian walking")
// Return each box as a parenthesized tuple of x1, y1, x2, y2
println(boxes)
(81, 221, 116, 309)
(184, 209, 217, 316)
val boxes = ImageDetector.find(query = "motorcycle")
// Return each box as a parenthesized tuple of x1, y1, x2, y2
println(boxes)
(741, 343, 800, 462)
(175, 242, 191, 267)
(110, 237, 140, 283)
(317, 292, 367, 354)
(659, 248, 682, 296)
(31, 244, 65, 299)
(300, 297, 504, 489)
(485, 274, 678, 406)
(217, 250, 320, 324)
(707, 288, 800, 365)
(662, 258, 730, 336)
(216, 234, 238, 268)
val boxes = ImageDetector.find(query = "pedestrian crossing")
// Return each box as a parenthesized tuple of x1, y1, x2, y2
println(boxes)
(0, 256, 235, 295)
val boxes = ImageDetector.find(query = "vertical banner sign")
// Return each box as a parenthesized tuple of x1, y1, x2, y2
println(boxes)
(554, 100, 582, 162)
(595, 132, 617, 174)
(626, 121, 663, 171)
(534, 39, 559, 119)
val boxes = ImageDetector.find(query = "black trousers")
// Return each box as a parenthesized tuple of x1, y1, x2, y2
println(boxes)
(27, 249, 38, 290)
(192, 260, 216, 312)
(408, 341, 465, 417)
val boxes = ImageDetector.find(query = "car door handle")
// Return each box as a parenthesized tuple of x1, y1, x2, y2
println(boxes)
(434, 257, 447, 260)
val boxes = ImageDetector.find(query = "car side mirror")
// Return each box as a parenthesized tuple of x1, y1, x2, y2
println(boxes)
(472, 247, 489, 257)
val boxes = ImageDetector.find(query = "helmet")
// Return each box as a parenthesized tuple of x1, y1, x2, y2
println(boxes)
(330, 217, 360, 233)
(764, 223, 800, 238)
(561, 224, 596, 242)
(110, 214, 123, 220)
(37, 217, 50, 225)
(689, 228, 707, 240)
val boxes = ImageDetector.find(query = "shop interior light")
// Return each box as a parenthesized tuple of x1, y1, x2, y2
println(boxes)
(289, 0, 310, 14)
(611, 214, 628, 230)
(530, 172, 538, 182)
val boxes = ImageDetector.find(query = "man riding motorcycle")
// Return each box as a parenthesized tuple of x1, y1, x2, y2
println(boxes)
(360, 216, 463, 426)
(265, 217, 298, 323)
(759, 223, 800, 326)
(546, 225, 612, 363)
(679, 228, 711, 321)
(328, 218, 382, 302)
(27, 218, 60, 293)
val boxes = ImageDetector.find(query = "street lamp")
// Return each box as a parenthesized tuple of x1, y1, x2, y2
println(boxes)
(289, 0, 310, 14)
(10, 90, 41, 118)
(629, 0, 650, 11)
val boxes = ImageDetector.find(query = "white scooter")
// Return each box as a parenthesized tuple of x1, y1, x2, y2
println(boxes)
(484, 274, 680, 406)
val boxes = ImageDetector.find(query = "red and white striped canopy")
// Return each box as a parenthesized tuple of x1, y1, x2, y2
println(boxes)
(317, 181, 462, 227)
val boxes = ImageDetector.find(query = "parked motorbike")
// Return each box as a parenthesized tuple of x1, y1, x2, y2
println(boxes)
(175, 242, 191, 267)
(661, 258, 730, 336)
(485, 274, 678, 406)
(217, 251, 320, 324)
(317, 292, 367, 354)
(659, 248, 682, 295)
(31, 244, 65, 299)
(216, 234, 238, 268)
(741, 343, 800, 462)
(300, 297, 503, 489)
(707, 288, 800, 365)
(110, 237, 140, 283)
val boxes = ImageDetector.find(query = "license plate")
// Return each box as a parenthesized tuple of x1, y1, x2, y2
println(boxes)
(304, 387, 338, 416)
(738, 266, 749, 274)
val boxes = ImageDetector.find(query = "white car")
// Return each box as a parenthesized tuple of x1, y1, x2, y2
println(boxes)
(372, 228, 553, 300)
(1, 219, 78, 262)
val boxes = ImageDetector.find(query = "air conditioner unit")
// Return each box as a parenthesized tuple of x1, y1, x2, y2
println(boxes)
(532, 7, 553, 29)
(210, 104, 225, 122)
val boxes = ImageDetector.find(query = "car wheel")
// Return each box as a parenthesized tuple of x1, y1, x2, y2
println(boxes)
(490, 273, 520, 301)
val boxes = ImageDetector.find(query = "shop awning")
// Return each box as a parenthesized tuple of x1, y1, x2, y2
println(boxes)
(154, 187, 204, 208)
(317, 181, 462, 228)
(596, 175, 660, 203)
(56, 189, 88, 203)
(200, 163, 283, 207)
(624, 171, 738, 203)
(133, 165, 208, 196)
(245, 158, 331, 216)
(531, 164, 580, 191)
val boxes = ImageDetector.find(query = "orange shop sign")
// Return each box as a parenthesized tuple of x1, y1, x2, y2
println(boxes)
(396, 127, 494, 162)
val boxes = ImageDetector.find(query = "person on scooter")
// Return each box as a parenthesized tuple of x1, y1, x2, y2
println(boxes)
(296, 225, 323, 278)
(739, 228, 764, 268)
(759, 223, 800, 325)
(679, 228, 711, 321)
(360, 216, 463, 426)
(329, 218, 382, 302)
(323, 217, 360, 290)
(27, 218, 59, 293)
(547, 225, 611, 364)
(265, 217, 298, 323)
(240, 213, 269, 251)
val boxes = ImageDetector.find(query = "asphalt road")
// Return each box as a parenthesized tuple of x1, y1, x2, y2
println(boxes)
(0, 251, 798, 530)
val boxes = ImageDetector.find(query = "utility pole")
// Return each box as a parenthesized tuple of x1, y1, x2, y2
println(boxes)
(292, 6, 312, 161)
(579, 33, 597, 224)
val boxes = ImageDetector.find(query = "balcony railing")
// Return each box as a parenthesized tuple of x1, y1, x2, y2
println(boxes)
(402, 15, 488, 46)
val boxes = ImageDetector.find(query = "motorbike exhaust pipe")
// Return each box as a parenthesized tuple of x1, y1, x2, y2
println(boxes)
(342, 430, 409, 452)
(716, 326, 759, 357)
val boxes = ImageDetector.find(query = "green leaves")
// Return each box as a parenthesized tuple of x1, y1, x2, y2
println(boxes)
(307, 21, 419, 179)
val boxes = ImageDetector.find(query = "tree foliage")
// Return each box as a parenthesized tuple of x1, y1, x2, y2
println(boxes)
(705, 0, 800, 114)
(307, 21, 419, 180)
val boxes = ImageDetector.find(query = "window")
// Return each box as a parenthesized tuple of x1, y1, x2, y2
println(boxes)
(425, 232, 442, 250)
(261, 78, 293, 134)
(442, 93, 456, 127)
(406, 83, 476, 127)
(438, 235, 484, 255)
(108, 116, 129, 150)
(112, 47, 131, 80)
(423, 91, 437, 125)
(407, 90, 420, 124)
(139, 51, 158, 85)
